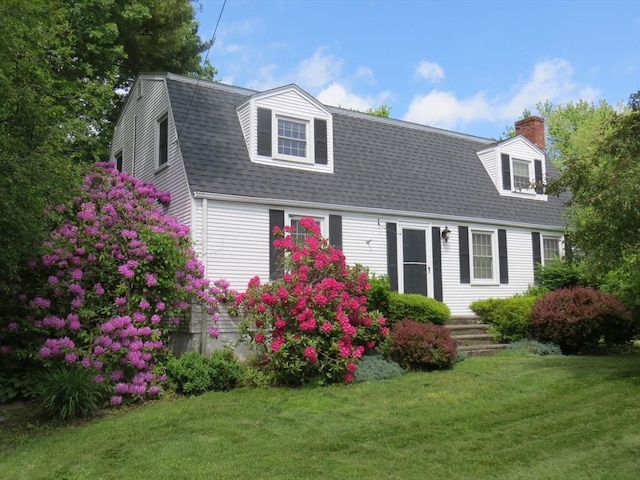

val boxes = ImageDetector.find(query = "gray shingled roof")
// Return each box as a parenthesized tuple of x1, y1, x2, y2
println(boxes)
(166, 75, 566, 227)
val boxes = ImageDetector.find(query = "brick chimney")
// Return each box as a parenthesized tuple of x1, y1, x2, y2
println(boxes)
(514, 116, 545, 150)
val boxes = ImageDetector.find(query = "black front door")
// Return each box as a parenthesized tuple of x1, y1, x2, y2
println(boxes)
(402, 228, 428, 295)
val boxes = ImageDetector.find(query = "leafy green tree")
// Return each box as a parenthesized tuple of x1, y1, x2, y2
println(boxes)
(0, 0, 213, 295)
(365, 104, 392, 117)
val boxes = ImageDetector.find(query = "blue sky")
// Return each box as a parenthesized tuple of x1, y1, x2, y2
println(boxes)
(196, 0, 640, 139)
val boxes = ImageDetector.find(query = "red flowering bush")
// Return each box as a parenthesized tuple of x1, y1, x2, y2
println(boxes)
(0, 162, 235, 405)
(529, 287, 636, 354)
(238, 217, 388, 386)
(386, 320, 457, 370)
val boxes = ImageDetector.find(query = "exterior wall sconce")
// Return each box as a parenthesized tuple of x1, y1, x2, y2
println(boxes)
(441, 226, 451, 242)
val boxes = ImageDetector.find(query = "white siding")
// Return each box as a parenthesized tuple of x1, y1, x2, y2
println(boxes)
(204, 201, 270, 292)
(342, 214, 388, 275)
(477, 149, 499, 191)
(237, 102, 251, 152)
(110, 77, 193, 228)
(257, 89, 329, 119)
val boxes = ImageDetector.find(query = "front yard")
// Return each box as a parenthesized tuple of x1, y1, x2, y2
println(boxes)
(1, 351, 639, 479)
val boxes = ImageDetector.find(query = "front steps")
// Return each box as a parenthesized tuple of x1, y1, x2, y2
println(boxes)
(446, 315, 508, 357)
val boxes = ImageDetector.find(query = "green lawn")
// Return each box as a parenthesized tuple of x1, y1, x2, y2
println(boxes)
(1, 352, 639, 479)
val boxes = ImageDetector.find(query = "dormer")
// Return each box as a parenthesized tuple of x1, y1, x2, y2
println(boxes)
(237, 85, 334, 173)
(477, 116, 547, 200)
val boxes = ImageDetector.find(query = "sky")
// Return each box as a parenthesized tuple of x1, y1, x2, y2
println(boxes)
(196, 0, 640, 139)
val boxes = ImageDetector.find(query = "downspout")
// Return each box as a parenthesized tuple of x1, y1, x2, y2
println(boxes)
(200, 197, 208, 354)
(132, 116, 137, 177)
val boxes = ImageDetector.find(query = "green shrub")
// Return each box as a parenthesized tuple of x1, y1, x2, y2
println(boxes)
(366, 274, 391, 318)
(386, 320, 457, 370)
(388, 292, 451, 325)
(535, 258, 587, 290)
(37, 364, 103, 421)
(353, 354, 404, 382)
(209, 348, 243, 391)
(167, 349, 243, 396)
(470, 296, 536, 343)
(506, 339, 562, 356)
(530, 287, 637, 354)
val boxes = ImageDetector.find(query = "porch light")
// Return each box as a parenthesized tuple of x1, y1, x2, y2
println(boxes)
(441, 226, 451, 242)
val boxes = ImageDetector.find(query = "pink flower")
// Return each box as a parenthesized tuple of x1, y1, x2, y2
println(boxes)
(321, 322, 332, 333)
(110, 396, 123, 406)
(346, 362, 357, 373)
(344, 373, 354, 383)
(304, 346, 318, 364)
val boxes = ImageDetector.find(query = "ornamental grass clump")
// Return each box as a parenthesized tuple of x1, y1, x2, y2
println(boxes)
(238, 217, 389, 386)
(0, 162, 235, 405)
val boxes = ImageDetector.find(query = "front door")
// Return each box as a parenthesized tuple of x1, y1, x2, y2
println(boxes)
(402, 228, 428, 295)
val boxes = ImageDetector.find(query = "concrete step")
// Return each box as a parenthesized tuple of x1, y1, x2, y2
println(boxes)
(448, 315, 482, 326)
(458, 343, 508, 357)
(446, 324, 491, 336)
(451, 333, 496, 346)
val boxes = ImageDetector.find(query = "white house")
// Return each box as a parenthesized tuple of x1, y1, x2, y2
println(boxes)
(110, 73, 567, 352)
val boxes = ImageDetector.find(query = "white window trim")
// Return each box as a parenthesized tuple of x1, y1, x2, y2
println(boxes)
(470, 228, 499, 285)
(274, 115, 313, 164)
(541, 235, 563, 265)
(155, 112, 169, 171)
(286, 212, 328, 239)
(511, 157, 535, 194)
(396, 222, 433, 295)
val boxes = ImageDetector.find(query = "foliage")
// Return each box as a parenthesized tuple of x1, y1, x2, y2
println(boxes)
(470, 296, 536, 343)
(539, 94, 640, 320)
(535, 258, 588, 290)
(208, 348, 244, 392)
(388, 292, 451, 325)
(365, 274, 391, 318)
(0, 370, 40, 404)
(0, 0, 213, 295)
(365, 104, 392, 117)
(37, 364, 104, 421)
(353, 353, 404, 382)
(0, 163, 235, 404)
(506, 339, 562, 356)
(529, 287, 637, 354)
(165, 350, 242, 396)
(386, 320, 457, 370)
(238, 217, 389, 386)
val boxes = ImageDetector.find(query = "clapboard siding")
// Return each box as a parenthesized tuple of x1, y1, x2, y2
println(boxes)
(342, 214, 388, 276)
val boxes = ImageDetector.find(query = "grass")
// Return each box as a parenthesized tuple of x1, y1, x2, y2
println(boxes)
(1, 352, 639, 479)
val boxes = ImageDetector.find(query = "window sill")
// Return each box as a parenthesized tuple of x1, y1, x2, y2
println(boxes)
(155, 163, 169, 175)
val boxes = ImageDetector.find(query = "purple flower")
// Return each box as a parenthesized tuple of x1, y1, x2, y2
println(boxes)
(139, 299, 150, 310)
(144, 272, 158, 287)
(7, 322, 18, 332)
(64, 352, 78, 363)
(48, 276, 59, 285)
(94, 283, 105, 296)
(30, 297, 51, 308)
(0, 346, 11, 355)
(70, 268, 83, 281)
(110, 396, 123, 406)
(115, 297, 127, 306)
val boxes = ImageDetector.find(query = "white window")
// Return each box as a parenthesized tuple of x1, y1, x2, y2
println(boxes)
(543, 237, 561, 264)
(471, 230, 497, 282)
(512, 158, 533, 191)
(157, 114, 168, 167)
(288, 215, 325, 244)
(275, 117, 308, 162)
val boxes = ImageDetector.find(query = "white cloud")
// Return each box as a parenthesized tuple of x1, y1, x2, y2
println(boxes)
(317, 83, 393, 112)
(403, 59, 601, 130)
(291, 48, 343, 91)
(415, 61, 445, 83)
(354, 66, 374, 81)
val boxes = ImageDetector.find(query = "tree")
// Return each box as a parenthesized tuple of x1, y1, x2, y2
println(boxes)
(541, 94, 640, 316)
(365, 104, 392, 118)
(0, 0, 213, 295)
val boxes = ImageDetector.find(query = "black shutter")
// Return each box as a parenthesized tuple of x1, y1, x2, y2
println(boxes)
(269, 209, 285, 280)
(431, 227, 443, 301)
(532, 232, 542, 272)
(314, 119, 328, 165)
(257, 108, 272, 156)
(459, 226, 470, 284)
(498, 229, 509, 284)
(501, 153, 511, 190)
(329, 215, 342, 251)
(534, 159, 543, 193)
(386, 223, 398, 291)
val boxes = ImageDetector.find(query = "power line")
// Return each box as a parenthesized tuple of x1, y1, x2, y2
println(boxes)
(177, 0, 227, 138)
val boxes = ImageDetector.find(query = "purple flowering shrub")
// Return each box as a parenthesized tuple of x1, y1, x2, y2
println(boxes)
(0, 162, 235, 405)
(238, 217, 389, 386)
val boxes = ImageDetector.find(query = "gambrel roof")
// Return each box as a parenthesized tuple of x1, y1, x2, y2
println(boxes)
(164, 74, 566, 227)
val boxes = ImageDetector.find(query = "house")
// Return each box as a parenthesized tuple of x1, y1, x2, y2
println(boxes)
(110, 73, 567, 352)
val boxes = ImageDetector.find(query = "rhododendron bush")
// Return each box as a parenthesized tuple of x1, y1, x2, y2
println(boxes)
(238, 218, 388, 386)
(0, 162, 234, 405)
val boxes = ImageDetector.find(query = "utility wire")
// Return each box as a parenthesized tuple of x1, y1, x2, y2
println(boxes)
(177, 0, 227, 138)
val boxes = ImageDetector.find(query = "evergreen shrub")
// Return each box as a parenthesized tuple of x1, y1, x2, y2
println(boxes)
(388, 292, 450, 325)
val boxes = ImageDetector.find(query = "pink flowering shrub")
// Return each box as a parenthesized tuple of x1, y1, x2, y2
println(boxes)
(238, 217, 388, 386)
(0, 162, 235, 405)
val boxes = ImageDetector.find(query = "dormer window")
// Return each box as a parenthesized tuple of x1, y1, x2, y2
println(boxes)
(277, 117, 307, 159)
(240, 85, 333, 173)
(501, 153, 543, 194)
